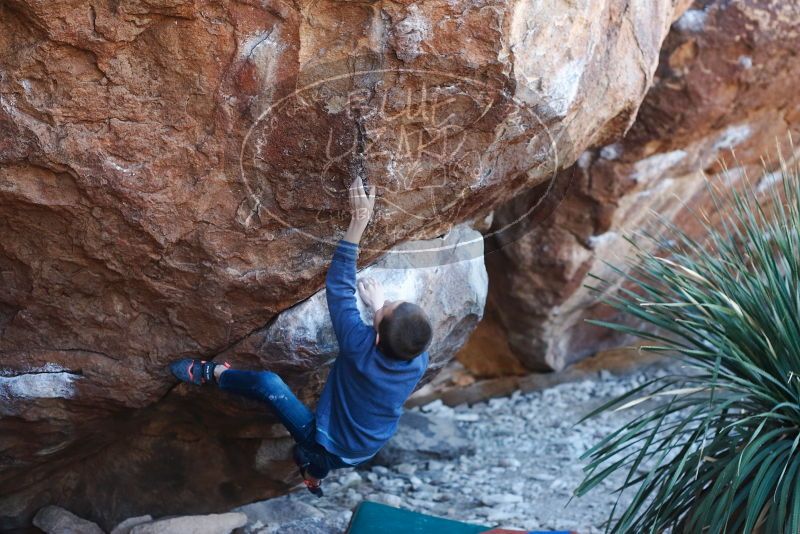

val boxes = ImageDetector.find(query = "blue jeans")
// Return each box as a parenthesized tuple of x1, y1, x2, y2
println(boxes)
(217, 369, 351, 479)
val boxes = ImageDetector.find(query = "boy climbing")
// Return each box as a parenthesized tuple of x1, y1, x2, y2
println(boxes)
(169, 177, 433, 497)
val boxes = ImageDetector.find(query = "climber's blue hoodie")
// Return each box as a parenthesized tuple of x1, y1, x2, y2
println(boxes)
(314, 240, 429, 464)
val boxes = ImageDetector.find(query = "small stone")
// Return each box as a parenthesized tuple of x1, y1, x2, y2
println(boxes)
(410, 497, 436, 509)
(438, 406, 456, 418)
(370, 493, 403, 507)
(480, 493, 523, 506)
(33, 506, 104, 534)
(487, 509, 516, 522)
(420, 400, 444, 413)
(426, 460, 444, 471)
(384, 478, 404, 489)
(396, 463, 417, 476)
(474, 507, 493, 517)
(498, 458, 521, 468)
(339, 471, 362, 488)
(488, 397, 508, 410)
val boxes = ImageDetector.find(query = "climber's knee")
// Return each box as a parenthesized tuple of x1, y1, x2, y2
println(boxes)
(254, 370, 286, 398)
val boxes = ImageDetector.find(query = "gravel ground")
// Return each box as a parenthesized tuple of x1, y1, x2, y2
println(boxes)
(237, 366, 676, 533)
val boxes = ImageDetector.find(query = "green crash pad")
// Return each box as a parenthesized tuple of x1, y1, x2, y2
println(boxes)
(347, 501, 489, 534)
(346, 501, 577, 534)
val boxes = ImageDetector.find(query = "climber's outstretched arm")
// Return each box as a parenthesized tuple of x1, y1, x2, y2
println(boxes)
(326, 177, 376, 351)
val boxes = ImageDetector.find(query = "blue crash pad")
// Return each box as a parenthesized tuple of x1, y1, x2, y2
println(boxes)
(346, 501, 577, 534)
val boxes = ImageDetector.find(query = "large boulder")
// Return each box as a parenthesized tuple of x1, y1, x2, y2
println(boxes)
(0, 0, 686, 527)
(459, 0, 800, 372)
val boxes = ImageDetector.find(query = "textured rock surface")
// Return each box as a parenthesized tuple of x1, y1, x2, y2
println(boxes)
(0, 0, 686, 527)
(461, 0, 800, 372)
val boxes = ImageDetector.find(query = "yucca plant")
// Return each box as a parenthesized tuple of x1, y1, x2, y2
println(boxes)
(575, 154, 800, 533)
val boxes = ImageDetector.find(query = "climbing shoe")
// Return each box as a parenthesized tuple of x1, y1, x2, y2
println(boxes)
(292, 445, 324, 498)
(169, 358, 229, 385)
(302, 476, 324, 498)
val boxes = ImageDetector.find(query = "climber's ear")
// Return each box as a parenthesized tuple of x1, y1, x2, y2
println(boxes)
(375, 333, 380, 346)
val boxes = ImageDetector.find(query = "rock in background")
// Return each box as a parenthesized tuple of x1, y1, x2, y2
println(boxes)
(460, 0, 800, 372)
(0, 0, 687, 527)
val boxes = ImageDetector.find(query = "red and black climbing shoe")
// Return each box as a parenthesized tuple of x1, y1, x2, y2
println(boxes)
(292, 446, 324, 498)
(302, 475, 324, 498)
(169, 358, 230, 385)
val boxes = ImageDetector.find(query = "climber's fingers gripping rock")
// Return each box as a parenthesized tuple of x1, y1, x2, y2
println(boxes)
(348, 176, 376, 228)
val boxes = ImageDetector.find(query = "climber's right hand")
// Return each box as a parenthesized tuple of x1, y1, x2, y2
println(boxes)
(343, 176, 376, 244)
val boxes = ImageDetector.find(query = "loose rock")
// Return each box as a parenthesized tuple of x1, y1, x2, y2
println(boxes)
(460, 0, 800, 372)
(33, 506, 104, 534)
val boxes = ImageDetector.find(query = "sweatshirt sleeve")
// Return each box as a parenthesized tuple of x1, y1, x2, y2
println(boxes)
(326, 240, 374, 353)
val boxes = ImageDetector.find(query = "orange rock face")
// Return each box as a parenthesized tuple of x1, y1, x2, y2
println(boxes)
(466, 0, 800, 372)
(0, 0, 684, 527)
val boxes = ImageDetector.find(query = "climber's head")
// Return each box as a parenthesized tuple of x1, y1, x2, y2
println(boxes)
(374, 301, 433, 361)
